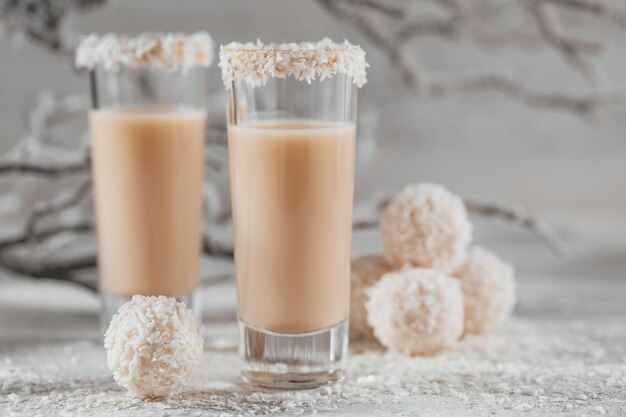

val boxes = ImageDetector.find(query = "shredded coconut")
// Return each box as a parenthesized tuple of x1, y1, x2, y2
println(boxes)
(104, 295, 204, 399)
(75, 32, 214, 71)
(453, 246, 517, 334)
(218, 38, 368, 88)
(3, 318, 623, 416)
(366, 268, 465, 355)
(380, 183, 473, 273)
(350, 254, 393, 340)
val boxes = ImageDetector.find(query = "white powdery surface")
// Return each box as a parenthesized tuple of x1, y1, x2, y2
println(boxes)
(1, 318, 625, 416)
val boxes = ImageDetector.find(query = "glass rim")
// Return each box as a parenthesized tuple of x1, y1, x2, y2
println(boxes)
(76, 32, 215, 72)
(219, 39, 368, 89)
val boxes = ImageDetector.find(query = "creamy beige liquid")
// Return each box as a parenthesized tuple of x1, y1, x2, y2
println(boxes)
(89, 108, 205, 297)
(228, 120, 356, 334)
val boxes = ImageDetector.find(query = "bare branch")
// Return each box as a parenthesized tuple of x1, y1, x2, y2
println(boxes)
(0, 218, 234, 290)
(25, 179, 92, 237)
(0, 251, 97, 292)
(463, 199, 566, 257)
(0, 158, 90, 178)
(315, 0, 419, 86)
(0, 221, 93, 251)
(471, 28, 555, 49)
(0, 252, 97, 287)
(545, 0, 626, 27)
(336, 0, 405, 19)
(206, 127, 228, 146)
(426, 71, 622, 114)
(395, 17, 459, 43)
(202, 236, 234, 259)
(525, 0, 606, 92)
(0, 0, 108, 55)
(352, 195, 565, 257)
(352, 218, 380, 229)
(317, 0, 625, 114)
(0, 219, 97, 292)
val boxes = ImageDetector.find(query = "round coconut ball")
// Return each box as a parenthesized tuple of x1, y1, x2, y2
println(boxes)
(380, 183, 472, 273)
(350, 254, 393, 339)
(453, 246, 516, 334)
(366, 268, 464, 355)
(104, 295, 204, 399)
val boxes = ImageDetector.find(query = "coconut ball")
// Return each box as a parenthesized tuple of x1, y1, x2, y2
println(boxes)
(350, 254, 393, 339)
(453, 246, 516, 334)
(104, 295, 204, 399)
(366, 268, 464, 355)
(380, 183, 472, 273)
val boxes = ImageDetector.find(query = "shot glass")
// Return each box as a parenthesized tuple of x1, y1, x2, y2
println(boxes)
(76, 33, 214, 330)
(220, 39, 368, 388)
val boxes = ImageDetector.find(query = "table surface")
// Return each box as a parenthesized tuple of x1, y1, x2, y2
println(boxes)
(1, 219, 625, 416)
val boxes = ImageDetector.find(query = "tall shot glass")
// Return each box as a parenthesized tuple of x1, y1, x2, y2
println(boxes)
(76, 33, 214, 330)
(221, 39, 368, 388)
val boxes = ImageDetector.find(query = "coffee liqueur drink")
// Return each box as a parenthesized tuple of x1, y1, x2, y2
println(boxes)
(90, 108, 205, 298)
(76, 32, 214, 329)
(229, 120, 356, 333)
(221, 38, 368, 388)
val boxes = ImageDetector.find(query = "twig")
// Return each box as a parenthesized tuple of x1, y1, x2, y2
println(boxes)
(316, 0, 419, 86)
(352, 219, 379, 229)
(525, 0, 606, 92)
(394, 17, 459, 43)
(546, 0, 626, 27)
(352, 195, 565, 257)
(0, 221, 93, 251)
(0, 0, 108, 56)
(464, 199, 566, 257)
(25, 179, 92, 237)
(425, 71, 622, 114)
(203, 236, 234, 259)
(0, 158, 90, 177)
(206, 127, 228, 146)
(337, 0, 405, 19)
(0, 184, 564, 292)
(0, 251, 98, 292)
(316, 0, 626, 114)
(0, 218, 234, 291)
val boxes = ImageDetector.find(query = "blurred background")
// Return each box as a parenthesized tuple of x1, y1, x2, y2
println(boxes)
(1, 0, 626, 340)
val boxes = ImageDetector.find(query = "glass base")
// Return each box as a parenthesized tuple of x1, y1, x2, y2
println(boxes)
(99, 288, 203, 334)
(238, 319, 348, 389)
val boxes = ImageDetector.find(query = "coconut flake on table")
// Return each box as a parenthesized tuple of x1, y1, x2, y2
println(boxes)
(75, 32, 214, 71)
(218, 38, 369, 88)
(3, 318, 623, 416)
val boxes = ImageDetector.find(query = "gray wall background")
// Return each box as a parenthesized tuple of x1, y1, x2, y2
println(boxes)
(2, 0, 626, 216)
